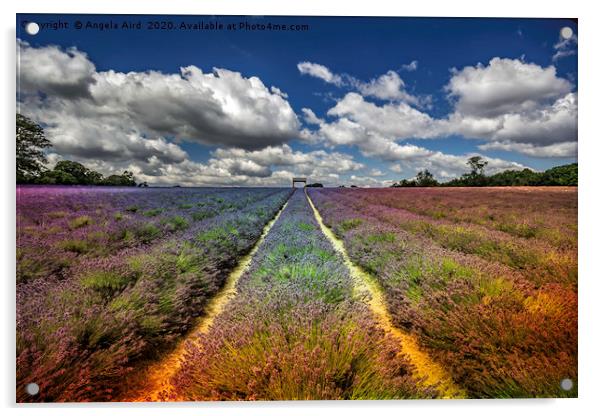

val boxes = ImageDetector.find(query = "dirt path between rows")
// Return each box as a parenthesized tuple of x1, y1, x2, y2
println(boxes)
(121, 199, 291, 402)
(121, 189, 463, 401)
(305, 190, 465, 399)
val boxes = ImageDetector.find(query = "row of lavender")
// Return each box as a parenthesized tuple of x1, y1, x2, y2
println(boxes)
(16, 186, 292, 402)
(17, 186, 279, 283)
(171, 190, 436, 400)
(308, 187, 577, 398)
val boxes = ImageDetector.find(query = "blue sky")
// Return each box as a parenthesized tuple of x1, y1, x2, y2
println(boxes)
(17, 14, 578, 186)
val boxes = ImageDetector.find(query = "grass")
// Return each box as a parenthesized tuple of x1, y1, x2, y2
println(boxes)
(191, 211, 211, 221)
(133, 223, 161, 243)
(81, 270, 135, 297)
(338, 218, 363, 232)
(165, 215, 189, 232)
(143, 208, 164, 217)
(58, 238, 91, 254)
(399, 219, 570, 281)
(69, 215, 92, 229)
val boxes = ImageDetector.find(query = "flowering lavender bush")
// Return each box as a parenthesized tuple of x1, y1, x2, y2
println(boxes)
(16, 186, 291, 402)
(172, 190, 434, 400)
(16, 184, 577, 401)
(308, 187, 577, 398)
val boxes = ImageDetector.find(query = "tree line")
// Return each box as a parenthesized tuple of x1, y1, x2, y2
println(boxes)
(16, 114, 138, 186)
(391, 156, 577, 187)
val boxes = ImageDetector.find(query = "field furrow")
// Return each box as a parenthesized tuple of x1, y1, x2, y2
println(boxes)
(168, 189, 436, 400)
(17, 186, 292, 402)
(306, 191, 464, 399)
(122, 197, 291, 401)
(16, 185, 578, 401)
(307, 187, 577, 398)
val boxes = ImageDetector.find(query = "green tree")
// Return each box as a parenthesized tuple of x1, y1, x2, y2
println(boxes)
(16, 114, 51, 183)
(37, 170, 78, 185)
(86, 170, 104, 185)
(467, 156, 488, 176)
(54, 160, 95, 184)
(415, 169, 438, 187)
(102, 170, 136, 186)
(457, 156, 489, 186)
(539, 163, 577, 186)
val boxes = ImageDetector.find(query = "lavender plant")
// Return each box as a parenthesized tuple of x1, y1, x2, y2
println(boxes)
(17, 186, 291, 402)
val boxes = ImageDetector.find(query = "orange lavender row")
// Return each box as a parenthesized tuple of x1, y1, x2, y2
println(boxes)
(308, 187, 577, 398)
(337, 187, 577, 250)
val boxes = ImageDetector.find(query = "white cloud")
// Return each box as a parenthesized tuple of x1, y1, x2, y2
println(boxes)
(302, 57, 577, 160)
(301, 108, 324, 125)
(297, 61, 424, 105)
(444, 92, 577, 148)
(369, 169, 385, 177)
(326, 93, 439, 141)
(297, 61, 343, 86)
(43, 143, 365, 187)
(401, 60, 418, 71)
(19, 42, 371, 186)
(20, 40, 577, 186)
(446, 57, 572, 117)
(379, 146, 527, 180)
(478, 141, 577, 158)
(18, 40, 96, 98)
(351, 70, 421, 104)
(553, 32, 577, 62)
(348, 175, 387, 187)
(443, 65, 577, 156)
(19, 41, 300, 154)
(213, 144, 364, 177)
(390, 164, 404, 173)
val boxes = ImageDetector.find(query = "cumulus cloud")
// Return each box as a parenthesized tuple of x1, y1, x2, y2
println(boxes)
(446, 57, 572, 117)
(18, 41, 300, 155)
(19, 39, 577, 186)
(442, 58, 577, 156)
(384, 145, 528, 180)
(18, 40, 96, 99)
(44, 144, 365, 187)
(297, 61, 425, 105)
(300, 93, 440, 161)
(302, 57, 577, 160)
(297, 61, 343, 86)
(351, 71, 422, 104)
(478, 141, 577, 158)
(301, 108, 324, 125)
(19, 42, 372, 186)
(212, 144, 364, 177)
(325, 93, 439, 141)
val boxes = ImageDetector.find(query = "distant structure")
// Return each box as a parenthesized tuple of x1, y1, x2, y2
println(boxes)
(292, 177, 307, 188)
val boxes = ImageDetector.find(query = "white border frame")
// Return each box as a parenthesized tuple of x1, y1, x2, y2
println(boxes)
(3, 2, 599, 415)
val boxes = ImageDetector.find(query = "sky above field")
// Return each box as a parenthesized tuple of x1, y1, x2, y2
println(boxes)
(16, 15, 578, 186)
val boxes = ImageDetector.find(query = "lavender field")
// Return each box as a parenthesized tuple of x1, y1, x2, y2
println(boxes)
(16, 185, 577, 401)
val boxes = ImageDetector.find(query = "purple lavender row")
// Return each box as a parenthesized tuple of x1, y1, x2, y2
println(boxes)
(172, 189, 436, 400)
(17, 186, 283, 285)
(16, 187, 292, 402)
